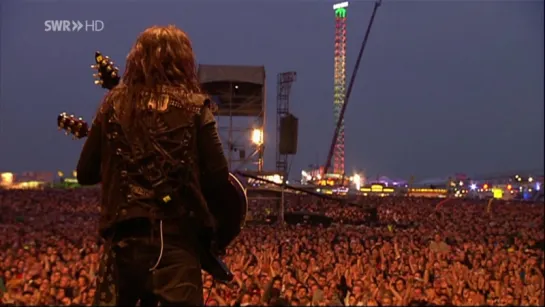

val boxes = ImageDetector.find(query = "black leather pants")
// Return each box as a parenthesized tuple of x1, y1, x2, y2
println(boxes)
(114, 236, 203, 306)
(95, 218, 203, 307)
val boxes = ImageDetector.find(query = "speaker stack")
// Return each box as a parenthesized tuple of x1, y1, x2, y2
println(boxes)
(279, 114, 299, 155)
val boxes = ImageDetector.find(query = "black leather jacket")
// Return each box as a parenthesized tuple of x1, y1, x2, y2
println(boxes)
(76, 89, 229, 239)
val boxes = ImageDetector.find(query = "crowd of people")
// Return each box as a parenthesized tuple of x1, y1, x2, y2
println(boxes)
(0, 188, 543, 306)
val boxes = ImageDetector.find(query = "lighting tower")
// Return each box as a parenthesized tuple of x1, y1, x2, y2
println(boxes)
(333, 1, 348, 175)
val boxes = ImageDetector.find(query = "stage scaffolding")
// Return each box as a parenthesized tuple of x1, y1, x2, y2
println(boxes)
(198, 65, 266, 172)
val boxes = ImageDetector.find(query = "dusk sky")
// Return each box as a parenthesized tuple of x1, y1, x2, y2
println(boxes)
(0, 0, 543, 181)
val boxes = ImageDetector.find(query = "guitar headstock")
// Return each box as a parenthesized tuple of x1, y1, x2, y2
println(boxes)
(57, 112, 89, 139)
(91, 51, 120, 90)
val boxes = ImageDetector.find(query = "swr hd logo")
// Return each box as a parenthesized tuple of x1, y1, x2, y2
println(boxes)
(44, 20, 104, 32)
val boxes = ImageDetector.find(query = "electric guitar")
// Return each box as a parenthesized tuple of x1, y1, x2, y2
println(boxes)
(57, 51, 248, 282)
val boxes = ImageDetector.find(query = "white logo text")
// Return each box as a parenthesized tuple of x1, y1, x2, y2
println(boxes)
(44, 20, 104, 32)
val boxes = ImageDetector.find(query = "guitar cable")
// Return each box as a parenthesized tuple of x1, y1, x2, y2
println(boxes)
(148, 219, 214, 305)
(149, 220, 164, 271)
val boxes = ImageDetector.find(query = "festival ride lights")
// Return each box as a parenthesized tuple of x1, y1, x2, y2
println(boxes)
(333, 1, 348, 175)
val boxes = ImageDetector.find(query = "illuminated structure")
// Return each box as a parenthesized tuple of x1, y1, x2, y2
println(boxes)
(360, 184, 396, 197)
(408, 188, 449, 198)
(1, 172, 14, 187)
(198, 64, 266, 172)
(333, 1, 348, 174)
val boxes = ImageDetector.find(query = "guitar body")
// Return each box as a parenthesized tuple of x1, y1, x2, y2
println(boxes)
(207, 173, 247, 251)
(200, 173, 247, 281)
(57, 51, 247, 282)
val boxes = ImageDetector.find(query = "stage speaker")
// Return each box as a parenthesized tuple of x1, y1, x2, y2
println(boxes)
(279, 114, 298, 155)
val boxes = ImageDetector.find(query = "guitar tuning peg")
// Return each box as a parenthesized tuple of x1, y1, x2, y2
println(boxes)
(78, 117, 83, 121)
(111, 71, 117, 78)
(94, 80, 103, 85)
(106, 66, 112, 72)
(102, 60, 108, 65)
(91, 64, 98, 69)
(93, 73, 101, 78)
(105, 56, 110, 60)
(114, 67, 119, 71)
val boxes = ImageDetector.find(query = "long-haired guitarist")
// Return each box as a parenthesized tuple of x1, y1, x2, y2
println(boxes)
(76, 25, 229, 306)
